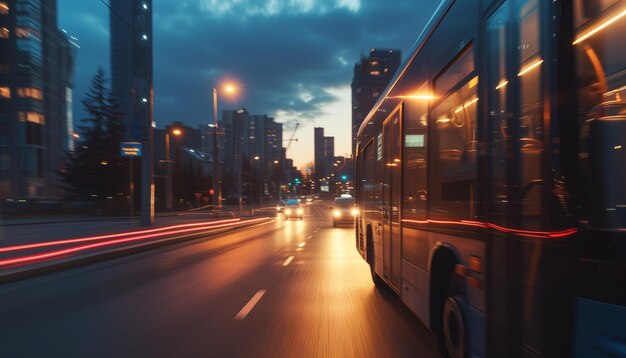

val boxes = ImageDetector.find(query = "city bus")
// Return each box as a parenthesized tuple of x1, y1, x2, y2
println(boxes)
(354, 0, 626, 357)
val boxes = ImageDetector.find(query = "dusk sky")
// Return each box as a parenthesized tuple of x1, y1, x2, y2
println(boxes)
(58, 0, 439, 169)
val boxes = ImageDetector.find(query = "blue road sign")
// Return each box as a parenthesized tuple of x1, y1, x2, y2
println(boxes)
(120, 142, 142, 157)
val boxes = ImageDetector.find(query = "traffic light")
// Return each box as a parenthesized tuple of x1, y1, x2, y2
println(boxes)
(341, 175, 348, 181)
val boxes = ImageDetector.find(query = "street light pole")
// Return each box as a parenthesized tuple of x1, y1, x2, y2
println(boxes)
(164, 133, 173, 211)
(212, 88, 221, 208)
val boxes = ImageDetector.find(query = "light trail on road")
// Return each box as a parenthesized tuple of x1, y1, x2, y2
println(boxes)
(0, 217, 269, 268)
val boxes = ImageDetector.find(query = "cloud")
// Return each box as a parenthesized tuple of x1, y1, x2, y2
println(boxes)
(193, 0, 361, 18)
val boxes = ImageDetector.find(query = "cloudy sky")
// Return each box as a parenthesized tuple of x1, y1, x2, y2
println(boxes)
(58, 0, 439, 169)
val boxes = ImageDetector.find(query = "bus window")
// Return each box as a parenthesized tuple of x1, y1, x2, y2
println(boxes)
(402, 90, 429, 220)
(486, 1, 510, 226)
(575, 0, 626, 228)
(429, 47, 478, 220)
(362, 142, 376, 218)
(517, 0, 544, 225)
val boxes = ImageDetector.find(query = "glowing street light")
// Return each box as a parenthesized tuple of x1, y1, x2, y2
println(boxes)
(214, 82, 238, 208)
(164, 128, 183, 211)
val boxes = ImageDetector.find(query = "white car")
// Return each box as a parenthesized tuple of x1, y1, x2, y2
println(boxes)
(283, 200, 303, 220)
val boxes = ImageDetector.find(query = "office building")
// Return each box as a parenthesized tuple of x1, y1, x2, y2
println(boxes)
(0, 0, 76, 198)
(314, 127, 334, 184)
(351, 48, 401, 156)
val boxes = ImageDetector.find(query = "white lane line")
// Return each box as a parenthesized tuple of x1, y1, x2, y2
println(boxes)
(298, 242, 305, 248)
(282, 256, 294, 266)
(235, 289, 267, 320)
(307, 235, 313, 240)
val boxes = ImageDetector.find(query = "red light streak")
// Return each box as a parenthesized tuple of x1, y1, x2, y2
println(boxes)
(0, 218, 241, 254)
(0, 217, 269, 267)
(401, 219, 576, 239)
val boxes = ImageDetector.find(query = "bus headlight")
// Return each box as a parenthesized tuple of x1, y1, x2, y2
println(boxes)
(351, 208, 359, 216)
(333, 210, 342, 217)
(297, 208, 303, 215)
(285, 209, 292, 215)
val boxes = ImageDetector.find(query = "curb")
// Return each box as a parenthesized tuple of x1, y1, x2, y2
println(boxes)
(0, 217, 274, 284)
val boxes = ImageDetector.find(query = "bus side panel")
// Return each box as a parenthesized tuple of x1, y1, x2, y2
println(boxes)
(426, 232, 487, 358)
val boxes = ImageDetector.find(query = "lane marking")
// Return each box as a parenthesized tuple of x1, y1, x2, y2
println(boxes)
(282, 256, 294, 266)
(235, 289, 266, 320)
(307, 235, 313, 240)
(298, 242, 305, 248)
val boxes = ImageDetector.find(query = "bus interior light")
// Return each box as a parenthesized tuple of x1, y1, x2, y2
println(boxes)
(573, 8, 626, 45)
(495, 80, 509, 90)
(518, 58, 543, 77)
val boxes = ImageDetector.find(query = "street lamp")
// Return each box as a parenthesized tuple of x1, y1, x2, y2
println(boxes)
(212, 83, 237, 209)
(164, 128, 182, 211)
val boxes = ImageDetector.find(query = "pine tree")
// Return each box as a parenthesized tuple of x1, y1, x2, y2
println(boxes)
(60, 67, 128, 200)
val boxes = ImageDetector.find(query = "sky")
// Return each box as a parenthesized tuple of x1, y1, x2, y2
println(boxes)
(58, 0, 440, 169)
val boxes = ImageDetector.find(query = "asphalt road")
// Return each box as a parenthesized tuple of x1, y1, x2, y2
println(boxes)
(0, 201, 441, 358)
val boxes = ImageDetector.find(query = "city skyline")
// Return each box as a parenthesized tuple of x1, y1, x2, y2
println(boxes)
(57, 0, 439, 168)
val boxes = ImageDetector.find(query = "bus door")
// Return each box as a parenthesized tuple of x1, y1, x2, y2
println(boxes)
(382, 110, 402, 290)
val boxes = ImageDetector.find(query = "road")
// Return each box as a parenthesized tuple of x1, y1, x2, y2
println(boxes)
(0, 201, 441, 358)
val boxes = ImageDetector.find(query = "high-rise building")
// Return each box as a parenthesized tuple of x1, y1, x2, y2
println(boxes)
(110, 0, 153, 222)
(351, 48, 401, 157)
(109, 0, 152, 141)
(0, 0, 76, 198)
(314, 127, 334, 183)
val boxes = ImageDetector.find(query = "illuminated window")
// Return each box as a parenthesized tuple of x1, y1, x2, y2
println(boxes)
(18, 111, 45, 124)
(370, 60, 379, 66)
(17, 87, 43, 100)
(0, 2, 8, 15)
(370, 70, 380, 76)
(0, 86, 9, 99)
(15, 27, 30, 38)
(0, 27, 8, 39)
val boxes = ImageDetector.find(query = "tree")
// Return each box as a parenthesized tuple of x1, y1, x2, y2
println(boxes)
(60, 67, 127, 200)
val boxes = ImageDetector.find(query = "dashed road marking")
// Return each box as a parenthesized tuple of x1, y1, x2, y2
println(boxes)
(235, 289, 267, 320)
(282, 256, 294, 266)
(306, 235, 313, 240)
(298, 242, 305, 248)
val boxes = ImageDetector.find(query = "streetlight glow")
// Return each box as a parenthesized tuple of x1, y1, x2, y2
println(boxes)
(172, 128, 182, 136)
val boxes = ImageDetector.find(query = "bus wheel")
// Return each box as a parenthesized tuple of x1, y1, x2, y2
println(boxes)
(442, 295, 467, 358)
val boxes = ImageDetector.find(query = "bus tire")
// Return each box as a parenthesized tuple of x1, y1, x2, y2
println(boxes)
(442, 294, 467, 358)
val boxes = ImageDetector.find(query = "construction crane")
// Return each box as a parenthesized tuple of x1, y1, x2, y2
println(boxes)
(284, 122, 299, 151)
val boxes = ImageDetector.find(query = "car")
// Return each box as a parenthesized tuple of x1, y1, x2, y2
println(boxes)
(305, 196, 313, 203)
(283, 199, 303, 220)
(331, 197, 358, 227)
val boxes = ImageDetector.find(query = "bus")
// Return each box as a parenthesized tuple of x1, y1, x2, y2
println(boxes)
(354, 0, 626, 357)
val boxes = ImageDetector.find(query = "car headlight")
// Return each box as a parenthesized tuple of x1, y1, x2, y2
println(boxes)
(333, 210, 342, 217)
(297, 208, 303, 215)
(285, 209, 292, 215)
(276, 206, 281, 211)
(351, 208, 359, 216)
